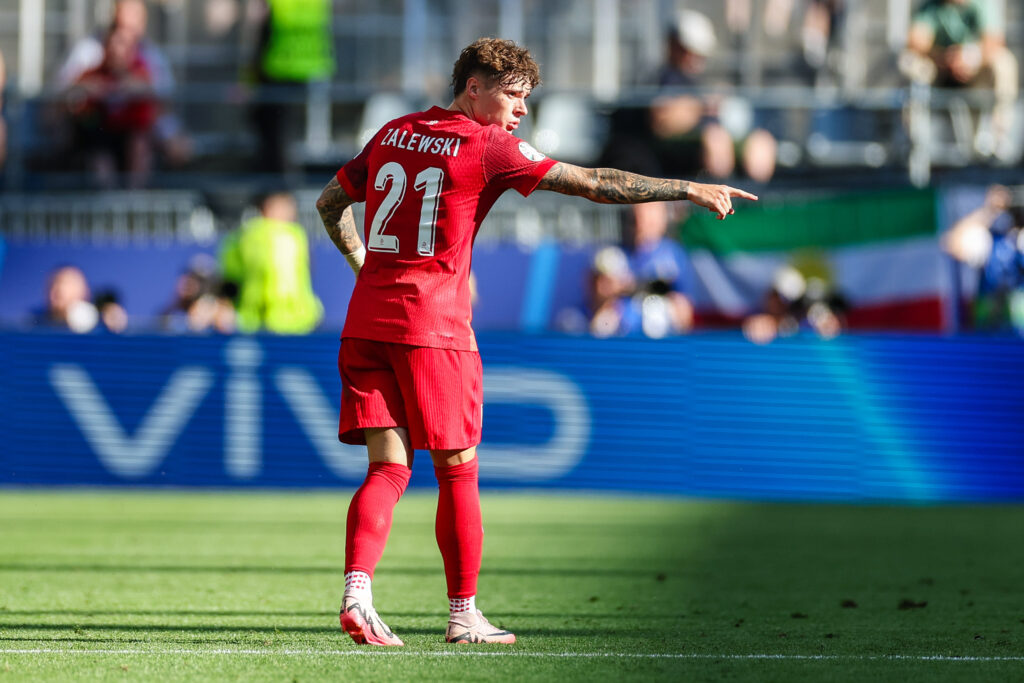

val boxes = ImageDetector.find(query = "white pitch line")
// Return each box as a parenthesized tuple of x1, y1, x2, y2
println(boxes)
(0, 649, 1022, 662)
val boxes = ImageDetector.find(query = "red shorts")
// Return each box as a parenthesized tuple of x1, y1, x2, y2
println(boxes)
(337, 338, 483, 450)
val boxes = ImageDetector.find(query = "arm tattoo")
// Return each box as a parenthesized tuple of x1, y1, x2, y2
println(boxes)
(315, 177, 363, 255)
(536, 163, 689, 204)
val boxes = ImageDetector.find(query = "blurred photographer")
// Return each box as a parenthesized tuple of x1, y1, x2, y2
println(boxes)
(743, 264, 847, 344)
(34, 265, 99, 333)
(585, 245, 638, 338)
(161, 255, 237, 334)
(626, 202, 696, 337)
(559, 203, 698, 338)
(943, 185, 1024, 333)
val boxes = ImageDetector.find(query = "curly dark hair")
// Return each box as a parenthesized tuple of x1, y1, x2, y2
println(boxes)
(450, 38, 541, 96)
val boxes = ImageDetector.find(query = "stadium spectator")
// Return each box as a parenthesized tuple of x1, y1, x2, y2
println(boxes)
(220, 191, 323, 334)
(161, 255, 237, 334)
(943, 184, 1024, 333)
(34, 265, 100, 333)
(56, 0, 192, 171)
(603, 10, 777, 183)
(317, 36, 755, 648)
(805, 2, 845, 70)
(244, 0, 335, 174)
(900, 0, 1018, 160)
(731, 0, 836, 40)
(204, 0, 242, 37)
(727, 0, 846, 79)
(65, 27, 160, 188)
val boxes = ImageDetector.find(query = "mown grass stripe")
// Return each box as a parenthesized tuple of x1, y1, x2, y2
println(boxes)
(1, 649, 1022, 661)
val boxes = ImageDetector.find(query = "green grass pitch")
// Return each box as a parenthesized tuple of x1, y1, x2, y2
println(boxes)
(1, 491, 1022, 681)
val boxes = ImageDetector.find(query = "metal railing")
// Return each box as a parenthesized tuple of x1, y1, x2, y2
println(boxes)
(4, 81, 1019, 188)
(0, 191, 217, 246)
(0, 185, 628, 248)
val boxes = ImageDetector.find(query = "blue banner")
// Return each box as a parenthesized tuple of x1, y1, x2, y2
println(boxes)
(2, 332, 1022, 501)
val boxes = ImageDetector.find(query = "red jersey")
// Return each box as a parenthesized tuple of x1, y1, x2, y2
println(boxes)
(74, 61, 158, 132)
(336, 106, 557, 350)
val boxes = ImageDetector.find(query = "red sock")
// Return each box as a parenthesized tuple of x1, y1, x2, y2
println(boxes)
(434, 458, 483, 599)
(345, 462, 412, 577)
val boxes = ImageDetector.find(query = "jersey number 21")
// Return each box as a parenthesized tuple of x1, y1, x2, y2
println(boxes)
(368, 161, 444, 257)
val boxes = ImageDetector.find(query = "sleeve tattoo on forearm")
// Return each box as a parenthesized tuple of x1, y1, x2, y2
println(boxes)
(537, 163, 689, 204)
(316, 177, 362, 255)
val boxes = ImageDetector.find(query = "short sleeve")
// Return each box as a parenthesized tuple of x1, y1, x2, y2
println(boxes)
(483, 127, 558, 197)
(336, 139, 373, 202)
(910, 7, 935, 29)
(977, 1, 1002, 34)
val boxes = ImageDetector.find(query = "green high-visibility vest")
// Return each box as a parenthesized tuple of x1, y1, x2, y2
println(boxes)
(260, 0, 335, 82)
(221, 217, 324, 334)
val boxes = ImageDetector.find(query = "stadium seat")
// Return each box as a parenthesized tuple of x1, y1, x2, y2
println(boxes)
(357, 93, 418, 148)
(531, 94, 606, 165)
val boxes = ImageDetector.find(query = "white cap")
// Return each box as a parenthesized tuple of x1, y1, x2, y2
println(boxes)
(674, 9, 717, 57)
(592, 246, 632, 279)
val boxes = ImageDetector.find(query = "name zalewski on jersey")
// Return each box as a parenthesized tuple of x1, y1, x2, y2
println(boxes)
(380, 128, 461, 157)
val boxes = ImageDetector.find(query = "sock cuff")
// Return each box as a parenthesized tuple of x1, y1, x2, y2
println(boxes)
(449, 595, 476, 613)
(434, 456, 478, 481)
(367, 461, 412, 494)
(344, 563, 375, 578)
(368, 461, 412, 477)
(344, 570, 373, 599)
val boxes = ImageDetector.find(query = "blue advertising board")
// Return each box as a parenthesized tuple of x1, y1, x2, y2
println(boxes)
(2, 332, 1023, 501)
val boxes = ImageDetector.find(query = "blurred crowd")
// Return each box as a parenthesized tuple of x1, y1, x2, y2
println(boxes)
(17, 0, 334, 189)
(0, 0, 1015, 188)
(554, 200, 849, 343)
(32, 189, 323, 336)
(3, 1, 1024, 341)
(602, 0, 1019, 187)
(30, 181, 1022, 340)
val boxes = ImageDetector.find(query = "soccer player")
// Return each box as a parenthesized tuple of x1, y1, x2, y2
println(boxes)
(316, 38, 756, 647)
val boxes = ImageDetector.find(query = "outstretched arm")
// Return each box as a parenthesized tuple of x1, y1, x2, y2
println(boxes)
(315, 177, 365, 274)
(536, 162, 758, 219)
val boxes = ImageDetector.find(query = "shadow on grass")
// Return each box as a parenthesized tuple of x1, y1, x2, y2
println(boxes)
(0, 609, 684, 620)
(0, 620, 675, 638)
